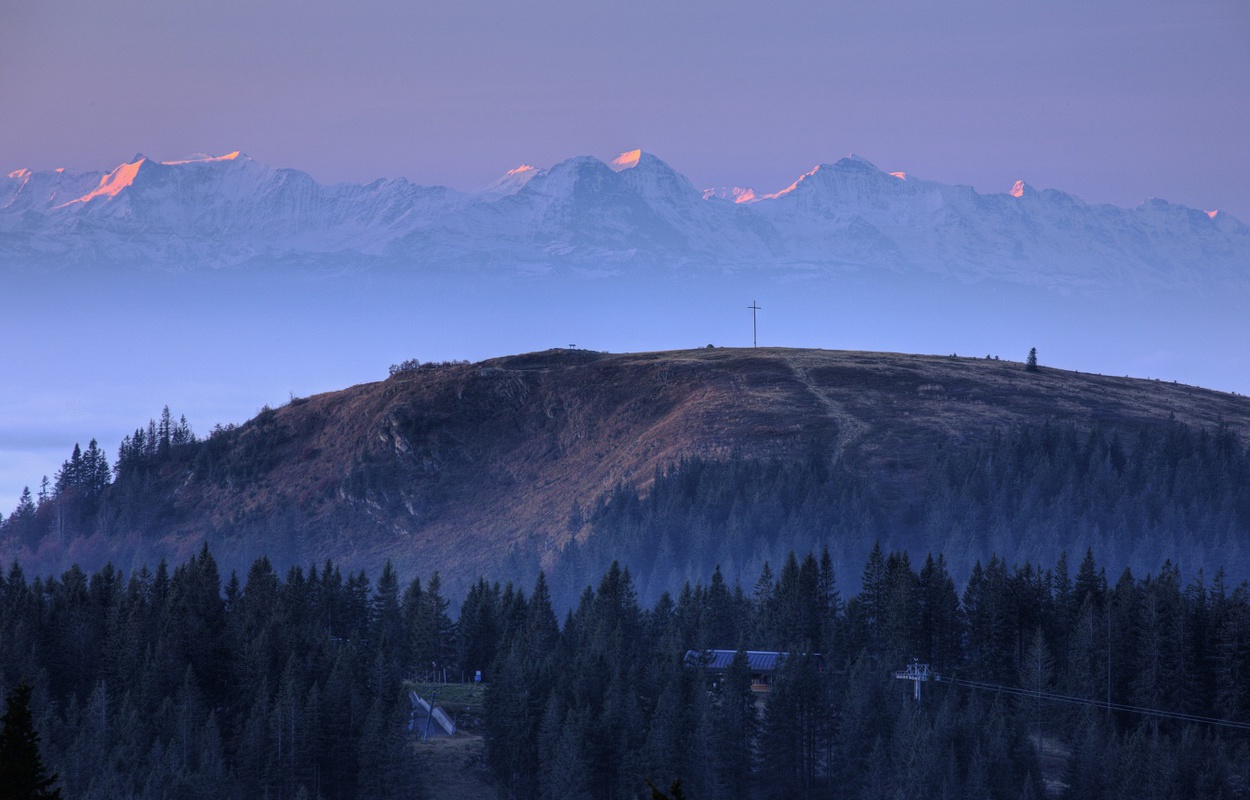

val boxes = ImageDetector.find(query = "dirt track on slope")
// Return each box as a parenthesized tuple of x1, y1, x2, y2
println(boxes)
(416, 733, 499, 800)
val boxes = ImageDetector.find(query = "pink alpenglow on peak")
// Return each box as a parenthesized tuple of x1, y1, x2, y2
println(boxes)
(55, 157, 147, 208)
(890, 172, 907, 181)
(760, 165, 822, 201)
(1010, 180, 1029, 198)
(7, 169, 31, 180)
(609, 149, 643, 171)
(1208, 210, 1220, 220)
(476, 162, 542, 198)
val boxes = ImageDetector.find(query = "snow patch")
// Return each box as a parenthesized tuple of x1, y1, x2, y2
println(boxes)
(702, 187, 758, 204)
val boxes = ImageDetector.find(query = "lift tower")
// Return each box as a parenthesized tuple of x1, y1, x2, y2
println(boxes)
(894, 660, 936, 702)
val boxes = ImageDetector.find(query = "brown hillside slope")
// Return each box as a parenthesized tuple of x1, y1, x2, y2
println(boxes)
(42, 347, 1250, 584)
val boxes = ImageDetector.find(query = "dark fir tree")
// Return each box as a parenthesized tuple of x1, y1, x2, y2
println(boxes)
(12, 539, 1250, 799)
(4, 488, 39, 549)
(712, 647, 757, 799)
(0, 682, 62, 800)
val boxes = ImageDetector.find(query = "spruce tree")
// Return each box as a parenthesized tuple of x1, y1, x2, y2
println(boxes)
(7, 488, 39, 548)
(1018, 626, 1054, 752)
(1026, 347, 1039, 372)
(0, 682, 62, 800)
(857, 542, 888, 649)
(715, 647, 757, 799)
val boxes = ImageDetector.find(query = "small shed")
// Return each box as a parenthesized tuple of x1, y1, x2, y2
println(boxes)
(684, 649, 826, 692)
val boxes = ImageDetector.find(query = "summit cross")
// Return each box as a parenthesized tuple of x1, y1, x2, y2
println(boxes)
(748, 301, 762, 348)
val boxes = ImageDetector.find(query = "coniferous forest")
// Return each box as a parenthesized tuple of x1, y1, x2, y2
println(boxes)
(553, 419, 1250, 608)
(0, 549, 432, 800)
(7, 546, 1250, 798)
(5, 412, 1250, 609)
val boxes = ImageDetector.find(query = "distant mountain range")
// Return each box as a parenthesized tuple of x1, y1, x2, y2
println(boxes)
(3, 150, 1246, 287)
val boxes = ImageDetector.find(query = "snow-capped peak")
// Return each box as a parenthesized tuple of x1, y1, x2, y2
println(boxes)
(759, 166, 822, 201)
(606, 150, 703, 209)
(4, 148, 1246, 291)
(837, 153, 880, 169)
(476, 163, 542, 199)
(160, 151, 244, 166)
(609, 149, 643, 171)
(54, 156, 148, 208)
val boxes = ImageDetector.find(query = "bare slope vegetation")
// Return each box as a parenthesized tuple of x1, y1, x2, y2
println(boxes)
(8, 347, 1250, 590)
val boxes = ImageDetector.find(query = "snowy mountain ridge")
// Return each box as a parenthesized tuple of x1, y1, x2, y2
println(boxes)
(2, 150, 1246, 287)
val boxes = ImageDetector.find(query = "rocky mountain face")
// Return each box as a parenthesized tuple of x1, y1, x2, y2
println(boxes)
(4, 150, 1246, 287)
(7, 347, 1250, 598)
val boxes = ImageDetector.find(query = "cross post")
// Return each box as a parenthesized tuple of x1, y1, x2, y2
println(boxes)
(748, 301, 762, 347)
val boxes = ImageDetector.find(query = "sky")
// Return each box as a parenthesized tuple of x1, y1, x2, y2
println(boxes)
(1, 0, 1248, 514)
(2, 0, 1248, 219)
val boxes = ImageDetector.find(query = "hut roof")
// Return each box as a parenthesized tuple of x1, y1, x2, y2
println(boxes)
(683, 649, 823, 672)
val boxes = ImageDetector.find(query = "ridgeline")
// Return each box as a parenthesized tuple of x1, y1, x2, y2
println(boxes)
(4, 347, 1250, 602)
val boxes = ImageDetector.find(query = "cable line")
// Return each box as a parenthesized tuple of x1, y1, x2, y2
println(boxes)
(894, 661, 1250, 732)
(936, 675, 1250, 732)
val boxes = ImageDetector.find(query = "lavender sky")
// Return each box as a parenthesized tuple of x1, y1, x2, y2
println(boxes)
(1, 0, 1248, 515)
(2, 0, 1248, 219)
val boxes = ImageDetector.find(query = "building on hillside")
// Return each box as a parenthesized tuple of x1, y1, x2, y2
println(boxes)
(684, 649, 826, 693)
